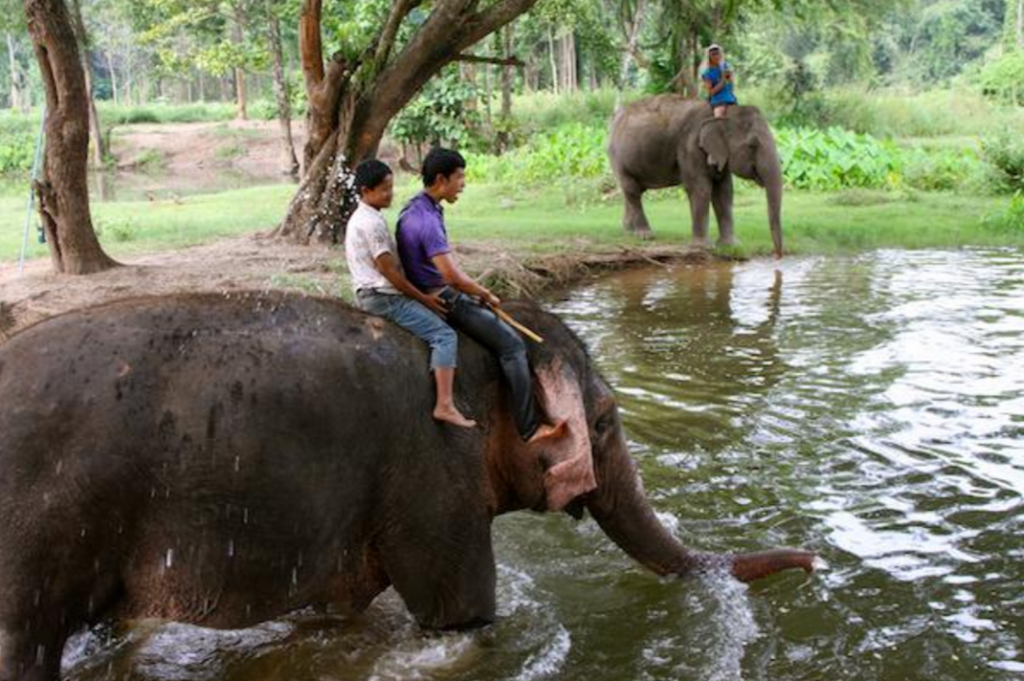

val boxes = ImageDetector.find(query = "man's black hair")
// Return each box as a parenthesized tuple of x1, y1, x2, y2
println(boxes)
(421, 147, 466, 187)
(355, 159, 392, 192)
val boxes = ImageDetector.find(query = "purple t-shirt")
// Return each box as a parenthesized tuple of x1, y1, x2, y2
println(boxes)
(396, 192, 451, 291)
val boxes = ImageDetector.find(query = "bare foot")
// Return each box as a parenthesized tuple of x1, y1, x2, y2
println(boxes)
(433, 406, 477, 429)
(527, 420, 567, 444)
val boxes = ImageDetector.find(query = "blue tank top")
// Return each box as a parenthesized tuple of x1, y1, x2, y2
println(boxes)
(701, 63, 737, 106)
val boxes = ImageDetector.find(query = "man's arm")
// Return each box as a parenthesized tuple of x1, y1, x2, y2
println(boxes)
(431, 252, 500, 307)
(374, 252, 448, 315)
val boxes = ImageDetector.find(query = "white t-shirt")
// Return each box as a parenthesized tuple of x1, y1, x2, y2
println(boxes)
(344, 201, 401, 295)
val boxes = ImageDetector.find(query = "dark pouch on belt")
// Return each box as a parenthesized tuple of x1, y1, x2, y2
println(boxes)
(438, 287, 460, 306)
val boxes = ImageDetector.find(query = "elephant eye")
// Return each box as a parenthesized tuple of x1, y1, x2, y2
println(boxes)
(594, 411, 616, 434)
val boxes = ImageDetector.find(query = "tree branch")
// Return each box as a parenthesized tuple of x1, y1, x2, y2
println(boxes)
(370, 0, 536, 121)
(456, 0, 541, 52)
(374, 0, 423, 67)
(455, 53, 524, 67)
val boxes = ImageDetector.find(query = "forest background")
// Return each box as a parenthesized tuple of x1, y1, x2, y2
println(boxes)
(1, 0, 1023, 269)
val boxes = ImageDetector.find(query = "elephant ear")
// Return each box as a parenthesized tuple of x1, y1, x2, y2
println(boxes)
(699, 119, 730, 173)
(533, 358, 598, 511)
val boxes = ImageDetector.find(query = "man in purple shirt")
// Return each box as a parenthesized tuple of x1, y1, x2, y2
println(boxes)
(396, 148, 564, 444)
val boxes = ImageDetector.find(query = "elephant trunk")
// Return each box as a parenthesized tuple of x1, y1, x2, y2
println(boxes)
(759, 145, 784, 258)
(586, 432, 814, 582)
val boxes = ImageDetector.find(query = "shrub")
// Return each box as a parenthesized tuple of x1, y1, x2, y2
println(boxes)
(775, 126, 903, 190)
(0, 112, 39, 174)
(981, 131, 1024, 192)
(465, 122, 609, 185)
(980, 52, 1024, 106)
(391, 68, 483, 150)
(982, 190, 1024, 233)
(902, 146, 987, 192)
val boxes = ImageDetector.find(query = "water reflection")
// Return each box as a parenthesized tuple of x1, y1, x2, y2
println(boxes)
(551, 250, 1024, 680)
(555, 262, 786, 452)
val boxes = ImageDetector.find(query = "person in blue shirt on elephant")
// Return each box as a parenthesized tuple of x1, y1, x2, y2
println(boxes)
(701, 44, 737, 118)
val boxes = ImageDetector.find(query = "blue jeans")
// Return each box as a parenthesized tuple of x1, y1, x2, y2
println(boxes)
(356, 290, 458, 370)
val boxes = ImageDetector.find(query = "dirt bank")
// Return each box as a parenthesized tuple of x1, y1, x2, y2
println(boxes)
(0, 235, 710, 343)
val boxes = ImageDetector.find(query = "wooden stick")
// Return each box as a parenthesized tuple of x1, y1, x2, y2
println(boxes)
(492, 306, 544, 343)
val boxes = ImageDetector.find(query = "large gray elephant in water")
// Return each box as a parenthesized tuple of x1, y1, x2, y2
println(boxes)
(0, 293, 814, 680)
(608, 95, 784, 257)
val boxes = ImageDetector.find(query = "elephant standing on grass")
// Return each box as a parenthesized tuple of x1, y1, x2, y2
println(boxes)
(0, 293, 813, 681)
(609, 95, 785, 257)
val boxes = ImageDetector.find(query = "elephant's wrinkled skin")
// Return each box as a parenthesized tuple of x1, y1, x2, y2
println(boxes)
(608, 95, 784, 256)
(0, 293, 813, 680)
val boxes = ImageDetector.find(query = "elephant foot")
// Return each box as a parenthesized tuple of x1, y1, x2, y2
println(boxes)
(630, 227, 655, 241)
(716, 237, 738, 247)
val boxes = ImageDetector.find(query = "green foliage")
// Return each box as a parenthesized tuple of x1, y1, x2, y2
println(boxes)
(94, 217, 138, 242)
(132, 149, 166, 172)
(902, 145, 987, 191)
(981, 130, 1024, 191)
(465, 122, 609, 184)
(908, 0, 1003, 83)
(0, 112, 37, 174)
(775, 127, 903, 190)
(744, 86, 1024, 138)
(510, 89, 622, 133)
(215, 142, 246, 160)
(774, 60, 830, 127)
(982, 190, 1024, 233)
(979, 51, 1024, 105)
(390, 68, 482, 149)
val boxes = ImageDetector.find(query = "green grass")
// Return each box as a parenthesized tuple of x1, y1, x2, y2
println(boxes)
(1, 184, 295, 264)
(437, 181, 1018, 256)
(2, 180, 1019, 268)
(98, 102, 237, 126)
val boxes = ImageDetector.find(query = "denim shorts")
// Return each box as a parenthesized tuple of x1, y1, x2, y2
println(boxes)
(356, 290, 458, 369)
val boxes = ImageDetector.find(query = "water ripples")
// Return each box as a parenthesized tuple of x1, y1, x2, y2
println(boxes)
(62, 249, 1023, 680)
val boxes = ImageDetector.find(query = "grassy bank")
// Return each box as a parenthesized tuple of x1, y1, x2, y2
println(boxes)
(1, 179, 1019, 269)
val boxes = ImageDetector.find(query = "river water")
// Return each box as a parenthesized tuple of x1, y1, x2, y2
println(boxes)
(65, 249, 1024, 680)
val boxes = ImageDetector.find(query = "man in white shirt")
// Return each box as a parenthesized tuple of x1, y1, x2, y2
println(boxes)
(344, 160, 476, 429)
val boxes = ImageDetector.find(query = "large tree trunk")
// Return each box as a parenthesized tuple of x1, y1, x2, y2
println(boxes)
(496, 22, 514, 154)
(105, 50, 118, 105)
(547, 26, 558, 94)
(560, 31, 577, 93)
(23, 0, 117, 275)
(1017, 0, 1023, 50)
(125, 55, 133, 104)
(617, 0, 647, 92)
(6, 32, 26, 111)
(232, 3, 247, 120)
(266, 0, 299, 179)
(275, 0, 540, 245)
